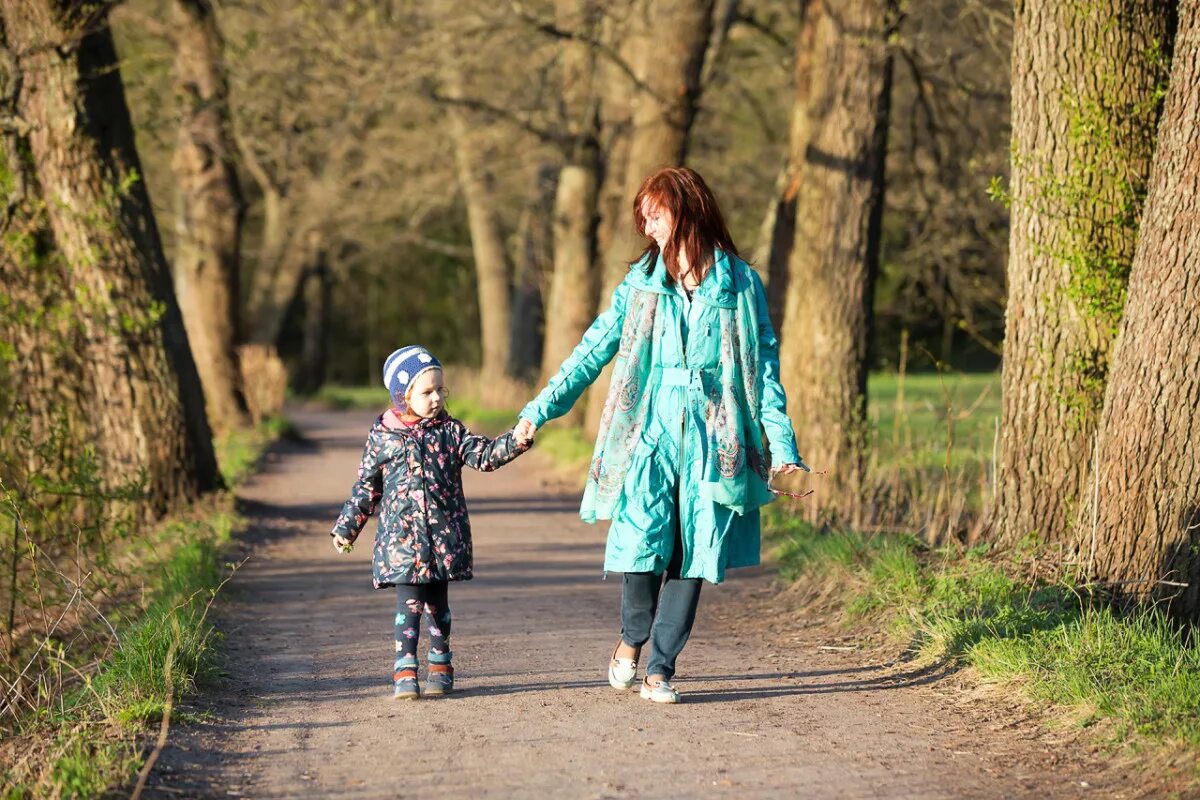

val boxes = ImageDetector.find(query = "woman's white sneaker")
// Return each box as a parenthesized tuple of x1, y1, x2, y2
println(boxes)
(609, 656, 638, 689)
(640, 678, 681, 704)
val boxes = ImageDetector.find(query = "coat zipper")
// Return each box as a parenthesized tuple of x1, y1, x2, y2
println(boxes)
(676, 291, 690, 577)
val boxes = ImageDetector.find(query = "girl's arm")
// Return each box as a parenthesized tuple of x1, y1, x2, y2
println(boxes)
(455, 422, 531, 472)
(331, 433, 385, 543)
(518, 279, 631, 428)
(751, 270, 802, 466)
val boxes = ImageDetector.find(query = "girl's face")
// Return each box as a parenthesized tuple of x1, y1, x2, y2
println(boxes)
(404, 369, 446, 418)
(640, 198, 673, 249)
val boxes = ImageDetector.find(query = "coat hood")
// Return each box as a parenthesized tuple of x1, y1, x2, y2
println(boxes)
(624, 247, 742, 308)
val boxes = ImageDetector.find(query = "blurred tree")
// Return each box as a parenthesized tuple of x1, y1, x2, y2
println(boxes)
(538, 0, 603, 409)
(170, 0, 249, 434)
(777, 0, 898, 521)
(583, 0, 721, 435)
(1083, 1, 1200, 619)
(991, 0, 1172, 548)
(1, 0, 220, 517)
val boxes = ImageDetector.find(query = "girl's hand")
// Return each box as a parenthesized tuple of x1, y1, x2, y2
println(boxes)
(333, 534, 353, 553)
(514, 418, 538, 446)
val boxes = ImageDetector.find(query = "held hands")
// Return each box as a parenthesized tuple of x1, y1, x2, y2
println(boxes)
(514, 418, 538, 447)
(333, 534, 353, 554)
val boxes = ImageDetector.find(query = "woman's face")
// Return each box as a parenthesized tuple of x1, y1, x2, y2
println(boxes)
(640, 198, 672, 249)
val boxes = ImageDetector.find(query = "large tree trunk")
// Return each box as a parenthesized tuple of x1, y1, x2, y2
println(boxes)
(754, 0, 820, 334)
(990, 1, 1172, 547)
(2, 3, 220, 516)
(540, 0, 603, 411)
(777, 0, 896, 521)
(170, 0, 249, 435)
(1084, 3, 1200, 620)
(583, 0, 715, 434)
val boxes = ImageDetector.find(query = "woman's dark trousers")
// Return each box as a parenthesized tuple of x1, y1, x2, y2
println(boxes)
(619, 521, 703, 681)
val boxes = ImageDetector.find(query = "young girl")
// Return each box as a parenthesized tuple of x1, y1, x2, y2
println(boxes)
(331, 346, 533, 699)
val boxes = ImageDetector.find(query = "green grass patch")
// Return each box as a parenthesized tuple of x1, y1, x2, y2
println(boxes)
(3, 417, 284, 798)
(766, 510, 1200, 750)
(215, 414, 294, 485)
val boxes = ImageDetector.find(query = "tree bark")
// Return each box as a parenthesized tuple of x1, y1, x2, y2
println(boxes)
(2, 3, 220, 516)
(991, 0, 1172, 547)
(540, 0, 603, 407)
(777, 0, 896, 521)
(583, 0, 715, 434)
(170, 0, 249, 435)
(1084, 2, 1200, 619)
(295, 256, 330, 396)
(754, 0, 820, 335)
(440, 61, 515, 397)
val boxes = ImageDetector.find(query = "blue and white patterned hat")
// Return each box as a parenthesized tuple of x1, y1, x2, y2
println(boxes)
(382, 346, 442, 406)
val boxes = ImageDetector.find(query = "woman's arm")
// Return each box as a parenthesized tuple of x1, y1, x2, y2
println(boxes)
(751, 270, 802, 467)
(331, 434, 384, 544)
(519, 280, 631, 428)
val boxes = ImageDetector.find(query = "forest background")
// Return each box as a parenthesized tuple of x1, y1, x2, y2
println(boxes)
(2, 0, 1199, 794)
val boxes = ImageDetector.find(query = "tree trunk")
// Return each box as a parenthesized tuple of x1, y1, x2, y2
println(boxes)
(540, 0, 603, 409)
(777, 0, 896, 521)
(1084, 3, 1200, 620)
(510, 165, 554, 381)
(243, 177, 331, 346)
(991, 0, 1172, 547)
(584, 0, 715, 434)
(295, 257, 330, 395)
(170, 0, 249, 435)
(754, 0, 820, 335)
(2, 2, 220, 515)
(440, 62, 515, 397)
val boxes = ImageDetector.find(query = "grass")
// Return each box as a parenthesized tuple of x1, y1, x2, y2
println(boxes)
(1, 417, 283, 798)
(767, 510, 1200, 751)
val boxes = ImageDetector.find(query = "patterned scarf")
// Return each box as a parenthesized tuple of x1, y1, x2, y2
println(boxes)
(582, 285, 773, 520)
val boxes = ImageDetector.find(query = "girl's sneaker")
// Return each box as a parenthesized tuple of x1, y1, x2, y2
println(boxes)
(608, 642, 637, 690)
(425, 663, 454, 696)
(394, 665, 420, 700)
(640, 677, 681, 704)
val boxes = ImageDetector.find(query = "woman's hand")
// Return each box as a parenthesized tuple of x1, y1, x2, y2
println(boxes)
(774, 459, 812, 476)
(514, 418, 538, 446)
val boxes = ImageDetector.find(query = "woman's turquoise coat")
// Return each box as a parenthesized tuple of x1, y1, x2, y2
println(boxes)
(520, 249, 800, 584)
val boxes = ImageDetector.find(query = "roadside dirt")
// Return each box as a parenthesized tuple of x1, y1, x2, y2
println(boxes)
(142, 408, 1184, 799)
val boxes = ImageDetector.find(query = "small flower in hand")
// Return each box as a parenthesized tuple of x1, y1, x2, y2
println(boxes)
(333, 534, 353, 553)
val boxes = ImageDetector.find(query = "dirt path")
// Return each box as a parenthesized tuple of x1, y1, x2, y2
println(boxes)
(145, 409, 1150, 799)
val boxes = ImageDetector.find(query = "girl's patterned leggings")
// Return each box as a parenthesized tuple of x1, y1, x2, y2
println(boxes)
(394, 581, 452, 675)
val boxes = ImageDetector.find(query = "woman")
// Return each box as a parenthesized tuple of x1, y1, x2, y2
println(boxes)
(515, 167, 806, 703)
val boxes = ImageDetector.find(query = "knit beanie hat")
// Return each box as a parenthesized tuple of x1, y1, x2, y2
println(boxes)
(382, 346, 442, 408)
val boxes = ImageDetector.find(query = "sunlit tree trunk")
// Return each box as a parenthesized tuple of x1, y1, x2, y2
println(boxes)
(1084, 3, 1200, 619)
(2, 2, 220, 516)
(778, 0, 896, 521)
(584, 0, 715, 434)
(754, 0, 819, 334)
(540, 0, 603, 418)
(991, 0, 1173, 547)
(171, 0, 249, 435)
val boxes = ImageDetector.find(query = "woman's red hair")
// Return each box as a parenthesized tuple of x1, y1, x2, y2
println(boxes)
(631, 167, 737, 284)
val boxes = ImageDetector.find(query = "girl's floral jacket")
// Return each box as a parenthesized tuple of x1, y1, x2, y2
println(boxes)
(332, 412, 529, 587)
